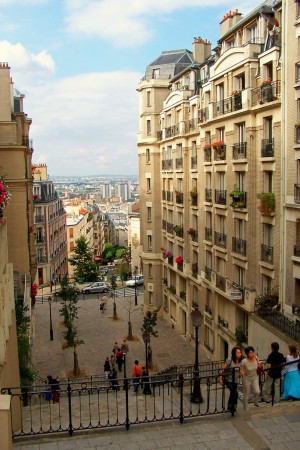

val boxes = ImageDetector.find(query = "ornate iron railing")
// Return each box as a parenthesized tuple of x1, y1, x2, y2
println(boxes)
(251, 80, 281, 106)
(255, 304, 300, 342)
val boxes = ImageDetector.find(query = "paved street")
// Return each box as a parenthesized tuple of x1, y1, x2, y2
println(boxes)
(12, 288, 300, 449)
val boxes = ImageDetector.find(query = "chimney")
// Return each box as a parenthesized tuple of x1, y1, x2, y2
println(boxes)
(193, 37, 211, 64)
(220, 9, 242, 38)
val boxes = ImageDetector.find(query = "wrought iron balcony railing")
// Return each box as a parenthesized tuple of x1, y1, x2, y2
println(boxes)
(294, 184, 300, 204)
(185, 118, 198, 133)
(261, 244, 274, 264)
(175, 157, 183, 169)
(295, 62, 300, 83)
(232, 142, 247, 159)
(175, 192, 183, 204)
(204, 266, 212, 281)
(36, 236, 45, 244)
(214, 146, 226, 161)
(212, 95, 242, 118)
(251, 80, 281, 106)
(232, 237, 247, 256)
(162, 159, 173, 170)
(295, 126, 300, 144)
(294, 245, 300, 257)
(215, 189, 227, 205)
(205, 188, 212, 202)
(166, 222, 174, 234)
(166, 191, 173, 202)
(216, 274, 226, 292)
(204, 148, 212, 162)
(255, 304, 300, 342)
(191, 156, 197, 168)
(198, 107, 209, 123)
(261, 138, 274, 157)
(191, 195, 198, 207)
(205, 227, 212, 241)
(214, 231, 227, 249)
(34, 215, 44, 223)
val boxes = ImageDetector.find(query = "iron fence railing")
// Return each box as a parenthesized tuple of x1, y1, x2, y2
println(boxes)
(232, 142, 247, 159)
(294, 184, 300, 204)
(255, 304, 300, 342)
(251, 80, 281, 106)
(3, 368, 234, 439)
(261, 138, 274, 157)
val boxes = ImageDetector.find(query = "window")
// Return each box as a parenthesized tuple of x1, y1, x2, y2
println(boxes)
(264, 171, 273, 193)
(236, 172, 245, 191)
(218, 172, 226, 190)
(69, 227, 74, 238)
(264, 224, 273, 247)
(146, 148, 150, 163)
(70, 242, 74, 251)
(147, 235, 152, 250)
(147, 91, 151, 107)
(146, 120, 151, 135)
(177, 143, 183, 158)
(192, 140, 197, 156)
(152, 69, 159, 79)
(147, 207, 152, 221)
(235, 265, 245, 288)
(249, 24, 258, 43)
(149, 263, 153, 278)
(262, 275, 272, 295)
(264, 117, 273, 140)
(146, 178, 151, 192)
(237, 123, 245, 143)
(206, 250, 212, 269)
(235, 218, 244, 239)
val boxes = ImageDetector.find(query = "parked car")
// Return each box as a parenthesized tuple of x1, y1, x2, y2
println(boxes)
(54, 283, 80, 297)
(125, 275, 144, 287)
(82, 282, 109, 294)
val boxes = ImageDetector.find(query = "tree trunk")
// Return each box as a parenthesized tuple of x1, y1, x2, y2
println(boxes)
(73, 349, 80, 376)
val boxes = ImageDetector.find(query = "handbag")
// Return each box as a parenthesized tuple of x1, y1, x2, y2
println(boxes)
(256, 357, 263, 375)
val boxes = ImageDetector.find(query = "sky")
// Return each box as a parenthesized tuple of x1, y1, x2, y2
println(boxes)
(0, 0, 255, 176)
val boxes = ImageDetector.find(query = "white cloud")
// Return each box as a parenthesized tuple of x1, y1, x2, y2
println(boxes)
(0, 41, 55, 87)
(64, 0, 235, 47)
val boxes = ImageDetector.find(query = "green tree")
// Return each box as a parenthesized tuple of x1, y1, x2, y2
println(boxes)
(102, 243, 116, 261)
(115, 247, 126, 259)
(115, 261, 130, 283)
(68, 235, 98, 282)
(141, 310, 159, 368)
(16, 300, 35, 386)
(59, 277, 84, 376)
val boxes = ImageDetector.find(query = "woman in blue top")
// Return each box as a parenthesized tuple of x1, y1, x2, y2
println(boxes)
(220, 346, 242, 414)
(282, 344, 300, 400)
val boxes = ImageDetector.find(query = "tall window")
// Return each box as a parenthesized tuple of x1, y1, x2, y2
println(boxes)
(235, 265, 245, 288)
(147, 235, 152, 250)
(146, 177, 151, 192)
(264, 171, 273, 193)
(237, 123, 245, 143)
(264, 117, 273, 140)
(146, 148, 150, 163)
(146, 120, 151, 135)
(69, 228, 73, 238)
(147, 91, 151, 107)
(149, 263, 153, 278)
(147, 207, 152, 221)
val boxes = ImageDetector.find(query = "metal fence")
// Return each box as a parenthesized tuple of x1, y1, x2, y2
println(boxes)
(3, 367, 231, 440)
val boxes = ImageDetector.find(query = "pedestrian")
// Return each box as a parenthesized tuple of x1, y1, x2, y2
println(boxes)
(104, 357, 111, 378)
(262, 342, 285, 403)
(109, 367, 120, 391)
(115, 348, 124, 372)
(132, 360, 143, 393)
(99, 300, 104, 312)
(142, 367, 152, 395)
(121, 339, 129, 354)
(110, 354, 115, 369)
(47, 375, 60, 404)
(282, 343, 300, 400)
(219, 346, 242, 413)
(240, 346, 261, 409)
(102, 295, 108, 310)
(112, 341, 118, 356)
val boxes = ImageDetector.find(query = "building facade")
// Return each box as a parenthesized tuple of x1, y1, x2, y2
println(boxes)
(33, 164, 68, 287)
(138, 1, 298, 360)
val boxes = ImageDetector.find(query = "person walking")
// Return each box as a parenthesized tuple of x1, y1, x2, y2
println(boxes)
(132, 360, 143, 393)
(240, 346, 261, 409)
(219, 346, 242, 413)
(142, 367, 152, 395)
(109, 367, 120, 391)
(110, 354, 115, 369)
(121, 339, 129, 354)
(282, 344, 300, 400)
(262, 342, 285, 403)
(104, 357, 111, 379)
(112, 341, 118, 356)
(115, 348, 124, 372)
(47, 375, 60, 404)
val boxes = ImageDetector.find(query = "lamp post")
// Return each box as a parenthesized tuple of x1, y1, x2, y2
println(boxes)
(190, 308, 203, 403)
(142, 331, 150, 373)
(48, 296, 54, 341)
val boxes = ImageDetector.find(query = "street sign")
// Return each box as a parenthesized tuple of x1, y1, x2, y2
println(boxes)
(230, 288, 243, 301)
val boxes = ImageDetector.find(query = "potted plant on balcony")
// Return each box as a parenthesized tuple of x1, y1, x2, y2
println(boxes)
(192, 262, 198, 275)
(174, 225, 183, 236)
(175, 256, 183, 269)
(187, 227, 197, 238)
(261, 78, 274, 102)
(163, 250, 172, 259)
(0, 175, 12, 221)
(203, 143, 211, 151)
(257, 192, 275, 215)
(189, 186, 198, 198)
(231, 90, 242, 110)
(212, 140, 225, 149)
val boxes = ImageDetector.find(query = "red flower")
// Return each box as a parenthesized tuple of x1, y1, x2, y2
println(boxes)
(175, 256, 183, 265)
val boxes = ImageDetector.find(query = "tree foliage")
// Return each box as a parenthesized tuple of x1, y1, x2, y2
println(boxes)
(141, 310, 159, 338)
(59, 277, 84, 376)
(68, 235, 98, 282)
(15, 300, 35, 386)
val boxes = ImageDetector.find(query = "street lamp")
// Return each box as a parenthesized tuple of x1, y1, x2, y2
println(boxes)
(142, 331, 150, 373)
(190, 308, 203, 403)
(48, 296, 54, 341)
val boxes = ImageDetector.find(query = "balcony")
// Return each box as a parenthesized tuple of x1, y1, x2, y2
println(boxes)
(162, 219, 166, 231)
(261, 138, 274, 157)
(167, 256, 174, 265)
(218, 315, 228, 328)
(257, 192, 275, 216)
(166, 222, 174, 234)
(192, 263, 198, 278)
(261, 244, 274, 264)
(294, 245, 300, 257)
(229, 189, 247, 209)
(213, 145, 226, 161)
(191, 156, 197, 169)
(157, 130, 162, 141)
(191, 195, 198, 207)
(204, 266, 212, 281)
(232, 142, 247, 160)
(165, 125, 178, 138)
(175, 192, 183, 205)
(204, 147, 212, 162)
(214, 231, 226, 249)
(205, 188, 212, 202)
(215, 189, 227, 205)
(175, 157, 183, 169)
(295, 126, 300, 144)
(205, 304, 213, 316)
(162, 159, 173, 170)
(295, 62, 300, 83)
(294, 184, 300, 204)
(216, 274, 226, 292)
(232, 237, 247, 256)
(35, 215, 44, 223)
(188, 228, 198, 242)
(163, 191, 173, 202)
(205, 227, 212, 242)
(251, 80, 281, 106)
(36, 237, 45, 244)
(255, 304, 300, 342)
(37, 256, 46, 263)
(198, 107, 209, 123)
(174, 225, 184, 238)
(212, 95, 242, 118)
(185, 118, 198, 133)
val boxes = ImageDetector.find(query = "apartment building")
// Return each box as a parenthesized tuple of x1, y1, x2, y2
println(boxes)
(33, 164, 68, 287)
(137, 1, 299, 360)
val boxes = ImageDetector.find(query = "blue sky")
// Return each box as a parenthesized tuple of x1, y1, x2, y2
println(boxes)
(0, 0, 254, 176)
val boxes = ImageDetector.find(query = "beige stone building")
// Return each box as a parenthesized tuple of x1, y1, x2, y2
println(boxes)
(33, 164, 68, 287)
(138, 1, 299, 360)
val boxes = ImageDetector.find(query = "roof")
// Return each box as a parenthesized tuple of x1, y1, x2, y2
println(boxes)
(144, 49, 194, 81)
